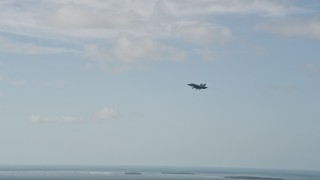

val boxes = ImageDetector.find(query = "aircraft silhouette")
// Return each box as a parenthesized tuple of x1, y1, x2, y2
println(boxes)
(188, 83, 208, 90)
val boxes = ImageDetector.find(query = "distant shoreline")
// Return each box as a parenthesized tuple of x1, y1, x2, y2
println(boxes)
(124, 172, 142, 175)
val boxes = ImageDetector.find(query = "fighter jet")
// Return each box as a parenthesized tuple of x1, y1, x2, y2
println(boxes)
(188, 83, 208, 90)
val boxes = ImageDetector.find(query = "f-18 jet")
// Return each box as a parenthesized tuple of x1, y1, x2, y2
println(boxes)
(188, 83, 208, 90)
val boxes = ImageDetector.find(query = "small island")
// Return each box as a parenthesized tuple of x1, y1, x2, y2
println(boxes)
(124, 172, 142, 175)
(162, 172, 194, 175)
(225, 176, 283, 180)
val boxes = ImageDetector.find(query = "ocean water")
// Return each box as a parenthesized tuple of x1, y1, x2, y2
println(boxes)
(0, 165, 319, 180)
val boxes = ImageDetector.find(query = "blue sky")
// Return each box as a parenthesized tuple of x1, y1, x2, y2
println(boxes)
(0, 0, 320, 170)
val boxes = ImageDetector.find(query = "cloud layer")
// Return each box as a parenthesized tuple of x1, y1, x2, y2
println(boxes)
(0, 0, 306, 71)
(257, 19, 320, 39)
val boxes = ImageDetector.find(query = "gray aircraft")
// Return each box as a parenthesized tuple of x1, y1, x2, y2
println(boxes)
(188, 83, 208, 90)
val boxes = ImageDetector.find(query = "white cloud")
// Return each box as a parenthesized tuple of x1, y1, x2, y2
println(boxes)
(161, 0, 302, 17)
(84, 34, 187, 72)
(0, 0, 306, 71)
(171, 22, 232, 46)
(31, 115, 82, 123)
(0, 35, 79, 55)
(11, 79, 27, 86)
(303, 63, 316, 70)
(31, 107, 120, 123)
(46, 5, 94, 29)
(113, 34, 187, 62)
(256, 19, 320, 39)
(94, 107, 119, 120)
(302, 63, 320, 74)
(0, 0, 303, 38)
(45, 4, 144, 30)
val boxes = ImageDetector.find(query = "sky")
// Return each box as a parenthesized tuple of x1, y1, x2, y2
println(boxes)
(0, 0, 320, 171)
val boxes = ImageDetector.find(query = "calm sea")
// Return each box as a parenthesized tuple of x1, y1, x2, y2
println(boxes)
(0, 165, 319, 180)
